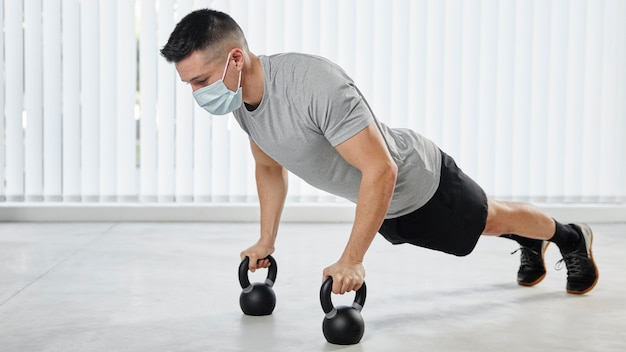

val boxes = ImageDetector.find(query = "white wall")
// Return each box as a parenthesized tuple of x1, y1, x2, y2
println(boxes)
(1, 0, 625, 221)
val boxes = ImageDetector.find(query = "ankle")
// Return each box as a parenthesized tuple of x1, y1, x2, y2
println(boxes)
(550, 221, 582, 251)
(500, 234, 543, 249)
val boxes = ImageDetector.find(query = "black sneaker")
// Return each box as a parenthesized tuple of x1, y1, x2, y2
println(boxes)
(511, 240, 550, 286)
(555, 223, 599, 294)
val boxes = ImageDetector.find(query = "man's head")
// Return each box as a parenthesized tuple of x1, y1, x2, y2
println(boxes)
(160, 9, 248, 64)
(162, 8, 251, 111)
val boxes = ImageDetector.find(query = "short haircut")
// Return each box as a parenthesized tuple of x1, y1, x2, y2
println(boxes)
(160, 9, 248, 63)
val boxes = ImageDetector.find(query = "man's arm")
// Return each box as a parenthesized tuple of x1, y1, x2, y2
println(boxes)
(324, 122, 398, 294)
(240, 141, 288, 271)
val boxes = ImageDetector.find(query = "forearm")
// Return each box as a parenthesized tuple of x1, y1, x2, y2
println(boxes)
(340, 166, 397, 263)
(256, 164, 288, 247)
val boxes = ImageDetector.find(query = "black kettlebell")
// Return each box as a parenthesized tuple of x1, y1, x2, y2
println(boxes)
(320, 276, 367, 345)
(238, 255, 277, 316)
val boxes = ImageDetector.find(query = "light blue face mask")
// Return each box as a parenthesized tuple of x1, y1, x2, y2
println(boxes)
(193, 53, 243, 115)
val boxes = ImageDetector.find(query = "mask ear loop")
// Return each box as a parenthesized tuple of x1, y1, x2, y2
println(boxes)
(222, 52, 242, 90)
(236, 68, 242, 89)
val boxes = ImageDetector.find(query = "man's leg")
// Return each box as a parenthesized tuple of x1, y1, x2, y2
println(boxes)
(483, 197, 599, 294)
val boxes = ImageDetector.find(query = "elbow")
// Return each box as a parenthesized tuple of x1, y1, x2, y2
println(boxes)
(388, 161, 398, 180)
(386, 161, 398, 191)
(376, 160, 398, 195)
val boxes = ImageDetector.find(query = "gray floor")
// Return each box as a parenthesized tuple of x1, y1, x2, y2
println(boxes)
(0, 222, 624, 352)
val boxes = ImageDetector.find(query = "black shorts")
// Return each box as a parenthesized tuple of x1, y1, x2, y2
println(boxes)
(378, 150, 488, 256)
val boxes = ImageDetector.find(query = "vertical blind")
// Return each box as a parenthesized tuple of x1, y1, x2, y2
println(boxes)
(1, 0, 625, 205)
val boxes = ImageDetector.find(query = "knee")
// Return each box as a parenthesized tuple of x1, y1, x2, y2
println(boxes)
(483, 200, 515, 235)
(484, 217, 510, 235)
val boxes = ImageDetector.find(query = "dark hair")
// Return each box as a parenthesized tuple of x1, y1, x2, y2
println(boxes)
(160, 9, 247, 63)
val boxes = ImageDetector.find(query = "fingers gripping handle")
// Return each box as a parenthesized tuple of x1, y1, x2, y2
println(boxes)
(320, 276, 367, 318)
(238, 255, 278, 290)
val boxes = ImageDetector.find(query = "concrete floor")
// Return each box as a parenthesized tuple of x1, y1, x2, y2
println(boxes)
(0, 222, 624, 352)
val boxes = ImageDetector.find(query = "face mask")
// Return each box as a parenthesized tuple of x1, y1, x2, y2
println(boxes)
(193, 53, 243, 115)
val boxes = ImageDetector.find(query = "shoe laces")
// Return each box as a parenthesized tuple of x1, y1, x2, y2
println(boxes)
(555, 253, 584, 277)
(511, 247, 540, 267)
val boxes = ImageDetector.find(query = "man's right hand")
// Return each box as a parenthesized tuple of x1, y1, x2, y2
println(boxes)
(240, 242, 275, 272)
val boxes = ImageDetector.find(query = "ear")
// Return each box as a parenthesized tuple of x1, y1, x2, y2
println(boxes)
(229, 48, 245, 71)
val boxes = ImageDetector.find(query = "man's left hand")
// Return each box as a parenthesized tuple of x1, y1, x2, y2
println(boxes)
(322, 260, 365, 295)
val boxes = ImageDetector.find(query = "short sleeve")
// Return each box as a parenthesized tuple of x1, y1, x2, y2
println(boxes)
(304, 58, 375, 147)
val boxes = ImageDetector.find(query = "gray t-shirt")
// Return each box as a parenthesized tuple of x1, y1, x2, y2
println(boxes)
(232, 53, 441, 218)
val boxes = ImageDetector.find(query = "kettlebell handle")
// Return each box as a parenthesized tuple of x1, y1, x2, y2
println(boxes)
(320, 276, 367, 317)
(239, 255, 278, 289)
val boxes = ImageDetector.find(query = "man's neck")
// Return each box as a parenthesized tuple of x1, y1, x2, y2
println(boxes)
(242, 53, 264, 109)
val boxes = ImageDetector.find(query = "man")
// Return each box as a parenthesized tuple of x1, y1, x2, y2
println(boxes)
(161, 9, 598, 296)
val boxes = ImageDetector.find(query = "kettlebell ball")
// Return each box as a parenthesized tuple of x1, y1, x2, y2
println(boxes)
(320, 276, 367, 345)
